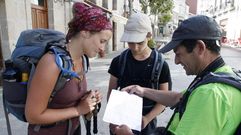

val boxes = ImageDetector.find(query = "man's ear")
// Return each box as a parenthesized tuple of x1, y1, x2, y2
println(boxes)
(146, 32, 152, 41)
(146, 32, 152, 38)
(196, 40, 206, 54)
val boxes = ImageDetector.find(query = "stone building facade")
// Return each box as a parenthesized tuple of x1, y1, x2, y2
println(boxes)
(0, 0, 127, 73)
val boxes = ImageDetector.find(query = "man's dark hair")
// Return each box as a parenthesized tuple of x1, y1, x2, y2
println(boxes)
(180, 39, 220, 54)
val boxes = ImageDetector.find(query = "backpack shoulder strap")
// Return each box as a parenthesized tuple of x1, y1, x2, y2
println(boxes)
(178, 71, 241, 119)
(82, 54, 89, 74)
(49, 46, 79, 79)
(151, 49, 164, 89)
(117, 49, 129, 89)
(47, 46, 80, 100)
(195, 72, 241, 91)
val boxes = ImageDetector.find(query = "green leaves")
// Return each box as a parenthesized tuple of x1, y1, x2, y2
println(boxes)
(140, 0, 174, 25)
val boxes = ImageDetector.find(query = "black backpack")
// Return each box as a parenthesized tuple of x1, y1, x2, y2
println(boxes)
(117, 48, 171, 90)
(1, 29, 86, 135)
(164, 71, 241, 135)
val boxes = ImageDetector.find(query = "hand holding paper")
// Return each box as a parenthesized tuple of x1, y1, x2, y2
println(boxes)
(103, 90, 143, 131)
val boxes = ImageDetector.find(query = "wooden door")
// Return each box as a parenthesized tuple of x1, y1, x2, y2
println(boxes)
(31, 0, 48, 29)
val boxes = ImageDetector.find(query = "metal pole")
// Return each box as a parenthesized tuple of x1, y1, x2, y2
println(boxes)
(128, 0, 133, 16)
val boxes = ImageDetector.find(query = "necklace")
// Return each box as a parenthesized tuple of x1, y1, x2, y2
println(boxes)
(72, 58, 84, 81)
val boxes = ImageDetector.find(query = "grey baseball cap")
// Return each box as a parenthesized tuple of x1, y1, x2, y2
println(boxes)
(160, 15, 222, 53)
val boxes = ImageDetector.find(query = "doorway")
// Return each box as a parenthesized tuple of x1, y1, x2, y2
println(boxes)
(31, 0, 48, 28)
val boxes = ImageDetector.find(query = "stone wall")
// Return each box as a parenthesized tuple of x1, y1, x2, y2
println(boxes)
(0, 0, 32, 60)
(0, 0, 126, 61)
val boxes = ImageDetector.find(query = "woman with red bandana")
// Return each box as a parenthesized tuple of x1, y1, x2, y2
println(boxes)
(25, 2, 112, 135)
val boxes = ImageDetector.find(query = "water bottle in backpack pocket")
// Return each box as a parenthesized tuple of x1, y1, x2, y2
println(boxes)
(2, 60, 20, 82)
(2, 59, 29, 121)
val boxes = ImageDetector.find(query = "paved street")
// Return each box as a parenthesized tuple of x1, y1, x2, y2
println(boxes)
(0, 46, 241, 135)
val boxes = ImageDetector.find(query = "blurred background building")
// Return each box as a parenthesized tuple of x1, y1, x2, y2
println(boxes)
(197, 0, 241, 46)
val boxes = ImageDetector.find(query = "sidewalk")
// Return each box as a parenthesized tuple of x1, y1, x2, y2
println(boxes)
(105, 48, 126, 59)
(222, 44, 241, 51)
(89, 48, 126, 68)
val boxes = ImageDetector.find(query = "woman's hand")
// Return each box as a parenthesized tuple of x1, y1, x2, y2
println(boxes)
(93, 90, 102, 104)
(121, 85, 145, 97)
(75, 91, 97, 115)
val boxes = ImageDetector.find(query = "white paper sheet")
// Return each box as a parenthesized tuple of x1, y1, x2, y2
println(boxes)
(103, 89, 143, 131)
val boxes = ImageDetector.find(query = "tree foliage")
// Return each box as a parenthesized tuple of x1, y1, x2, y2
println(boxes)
(158, 12, 172, 25)
(140, 0, 174, 25)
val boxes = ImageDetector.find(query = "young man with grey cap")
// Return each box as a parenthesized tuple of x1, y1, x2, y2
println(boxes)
(107, 12, 171, 135)
(120, 15, 241, 134)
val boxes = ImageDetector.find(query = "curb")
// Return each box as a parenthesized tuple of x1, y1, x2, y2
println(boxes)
(89, 48, 126, 62)
(221, 45, 241, 51)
